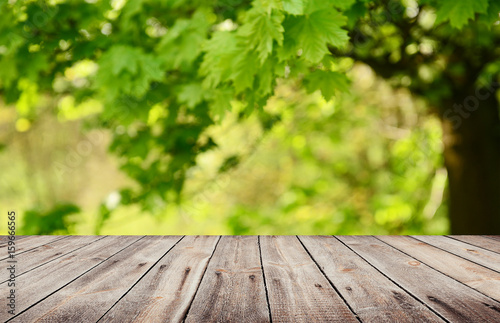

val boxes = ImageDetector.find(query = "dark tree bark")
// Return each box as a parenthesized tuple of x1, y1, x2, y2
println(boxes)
(440, 86, 500, 234)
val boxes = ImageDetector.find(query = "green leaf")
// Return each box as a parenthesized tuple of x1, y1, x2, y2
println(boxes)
(157, 9, 210, 69)
(229, 49, 259, 93)
(286, 9, 349, 63)
(344, 1, 367, 28)
(305, 0, 356, 13)
(209, 87, 233, 120)
(95, 45, 164, 99)
(178, 83, 204, 108)
(283, 0, 304, 15)
(435, 0, 489, 29)
(140, 55, 164, 82)
(239, 7, 284, 64)
(479, 0, 500, 25)
(304, 70, 350, 101)
(23, 53, 49, 82)
(200, 31, 239, 88)
(257, 57, 275, 95)
(100, 45, 141, 76)
(121, 0, 144, 20)
(331, 0, 356, 10)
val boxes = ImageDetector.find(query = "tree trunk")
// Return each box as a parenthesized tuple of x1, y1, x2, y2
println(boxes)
(441, 87, 500, 234)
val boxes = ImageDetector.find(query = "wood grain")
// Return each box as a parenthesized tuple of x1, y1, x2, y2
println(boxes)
(338, 235, 500, 322)
(185, 236, 270, 323)
(98, 235, 219, 323)
(10, 236, 181, 323)
(260, 236, 359, 323)
(0, 235, 142, 321)
(0, 236, 28, 244)
(0, 236, 67, 259)
(299, 235, 444, 322)
(377, 235, 500, 301)
(412, 235, 500, 272)
(0, 235, 103, 283)
(446, 235, 500, 253)
(4, 235, 500, 322)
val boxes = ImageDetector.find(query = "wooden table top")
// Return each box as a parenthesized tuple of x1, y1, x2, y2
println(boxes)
(1, 235, 499, 322)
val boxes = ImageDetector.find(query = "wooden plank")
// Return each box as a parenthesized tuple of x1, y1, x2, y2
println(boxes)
(0, 236, 67, 258)
(0, 236, 28, 243)
(0, 236, 65, 250)
(0, 236, 104, 283)
(412, 235, 500, 272)
(338, 235, 500, 322)
(10, 236, 181, 323)
(449, 236, 500, 253)
(185, 236, 270, 323)
(98, 235, 219, 323)
(299, 236, 445, 322)
(0, 235, 142, 320)
(378, 235, 500, 301)
(260, 236, 358, 323)
(2, 236, 29, 240)
(485, 235, 500, 242)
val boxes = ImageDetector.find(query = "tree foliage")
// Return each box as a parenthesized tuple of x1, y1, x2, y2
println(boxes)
(0, 0, 499, 233)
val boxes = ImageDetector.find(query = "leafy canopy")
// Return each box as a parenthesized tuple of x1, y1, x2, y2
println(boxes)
(0, 0, 499, 223)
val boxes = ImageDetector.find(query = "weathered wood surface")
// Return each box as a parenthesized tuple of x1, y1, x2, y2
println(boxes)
(412, 235, 500, 272)
(448, 235, 500, 253)
(377, 235, 500, 301)
(338, 235, 500, 322)
(0, 236, 66, 260)
(298, 236, 444, 322)
(1, 235, 499, 322)
(0, 236, 103, 283)
(261, 236, 359, 322)
(99, 235, 219, 323)
(11, 236, 181, 323)
(185, 236, 269, 323)
(0, 235, 142, 319)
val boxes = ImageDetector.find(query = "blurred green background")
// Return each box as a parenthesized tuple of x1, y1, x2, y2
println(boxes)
(3, 0, 498, 235)
(0, 64, 448, 235)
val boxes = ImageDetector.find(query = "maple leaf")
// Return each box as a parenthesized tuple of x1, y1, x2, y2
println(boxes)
(304, 70, 350, 101)
(435, 0, 489, 29)
(239, 7, 284, 64)
(286, 9, 349, 63)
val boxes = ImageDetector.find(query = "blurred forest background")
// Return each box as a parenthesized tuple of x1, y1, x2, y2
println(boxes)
(0, 67, 447, 235)
(0, 0, 499, 235)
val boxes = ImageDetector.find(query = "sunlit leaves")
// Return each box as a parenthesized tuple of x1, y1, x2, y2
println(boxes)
(284, 8, 348, 63)
(0, 0, 496, 222)
(98, 45, 141, 76)
(200, 31, 239, 89)
(239, 6, 284, 64)
(229, 49, 259, 93)
(157, 9, 211, 70)
(16, 79, 39, 117)
(209, 87, 234, 120)
(178, 83, 204, 108)
(329, 0, 357, 10)
(283, 0, 304, 15)
(435, 0, 489, 28)
(95, 45, 164, 98)
(22, 204, 80, 235)
(304, 70, 350, 101)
